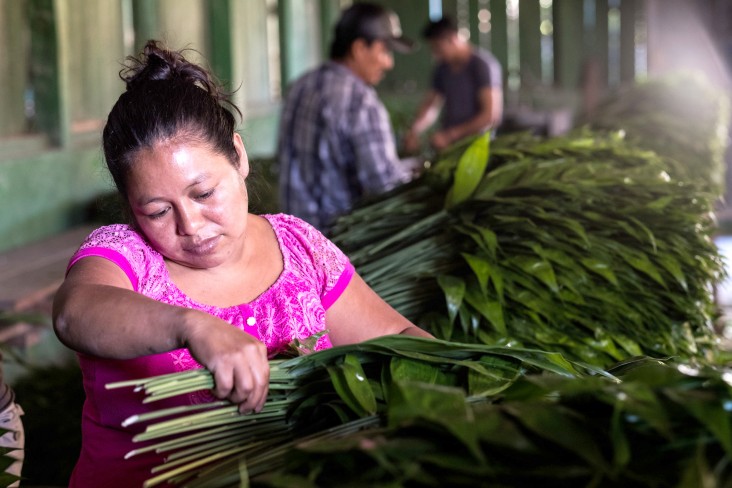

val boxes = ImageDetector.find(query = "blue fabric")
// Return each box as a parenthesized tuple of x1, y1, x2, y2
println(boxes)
(277, 62, 409, 231)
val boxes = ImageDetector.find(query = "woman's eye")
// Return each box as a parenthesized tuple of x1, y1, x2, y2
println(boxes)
(149, 208, 169, 219)
(196, 189, 215, 200)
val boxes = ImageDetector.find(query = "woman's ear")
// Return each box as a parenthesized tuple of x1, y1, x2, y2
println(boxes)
(233, 132, 249, 179)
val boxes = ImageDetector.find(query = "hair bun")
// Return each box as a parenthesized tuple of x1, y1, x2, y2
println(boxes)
(121, 40, 219, 98)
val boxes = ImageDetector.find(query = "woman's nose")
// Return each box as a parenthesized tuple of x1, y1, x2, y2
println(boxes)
(176, 203, 204, 236)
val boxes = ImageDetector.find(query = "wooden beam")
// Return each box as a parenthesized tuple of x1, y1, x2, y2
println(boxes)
(519, 0, 541, 87)
(490, 0, 508, 86)
(620, 0, 636, 82)
(553, 0, 584, 89)
(131, 0, 159, 53)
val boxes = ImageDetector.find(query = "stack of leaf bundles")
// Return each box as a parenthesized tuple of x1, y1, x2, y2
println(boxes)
(586, 73, 729, 198)
(110, 336, 596, 487)
(331, 130, 724, 368)
(116, 340, 732, 488)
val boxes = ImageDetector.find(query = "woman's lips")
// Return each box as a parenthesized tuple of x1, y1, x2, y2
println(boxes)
(184, 235, 222, 255)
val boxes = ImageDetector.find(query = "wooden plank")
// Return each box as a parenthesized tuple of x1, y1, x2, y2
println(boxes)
(519, 0, 541, 87)
(0, 225, 95, 310)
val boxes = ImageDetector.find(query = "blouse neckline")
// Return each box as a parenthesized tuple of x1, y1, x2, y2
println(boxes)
(160, 214, 288, 313)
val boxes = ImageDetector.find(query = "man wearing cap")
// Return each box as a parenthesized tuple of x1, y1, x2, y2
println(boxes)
(277, 2, 415, 231)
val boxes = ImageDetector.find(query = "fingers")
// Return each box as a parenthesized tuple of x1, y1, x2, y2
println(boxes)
(236, 359, 270, 414)
(187, 316, 271, 414)
(210, 340, 270, 414)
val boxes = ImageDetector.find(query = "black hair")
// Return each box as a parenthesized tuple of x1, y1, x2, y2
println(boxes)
(103, 40, 242, 199)
(422, 16, 459, 40)
(329, 3, 385, 60)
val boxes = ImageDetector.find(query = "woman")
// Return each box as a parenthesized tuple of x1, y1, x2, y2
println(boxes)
(53, 40, 431, 487)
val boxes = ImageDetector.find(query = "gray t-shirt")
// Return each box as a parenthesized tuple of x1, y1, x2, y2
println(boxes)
(432, 48, 502, 130)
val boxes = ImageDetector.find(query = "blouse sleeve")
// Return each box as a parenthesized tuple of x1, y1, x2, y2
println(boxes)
(272, 214, 355, 310)
(66, 225, 157, 292)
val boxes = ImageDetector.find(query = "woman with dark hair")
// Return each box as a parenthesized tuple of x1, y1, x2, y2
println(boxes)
(53, 40, 431, 487)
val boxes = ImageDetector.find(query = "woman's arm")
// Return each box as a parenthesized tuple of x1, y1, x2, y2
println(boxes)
(53, 257, 269, 413)
(325, 273, 433, 345)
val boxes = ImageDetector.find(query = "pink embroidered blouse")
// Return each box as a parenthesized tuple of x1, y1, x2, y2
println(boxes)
(66, 213, 354, 488)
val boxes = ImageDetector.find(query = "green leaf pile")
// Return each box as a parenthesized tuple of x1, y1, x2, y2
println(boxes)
(256, 359, 732, 488)
(108, 336, 592, 487)
(586, 73, 729, 197)
(113, 340, 732, 488)
(333, 130, 724, 368)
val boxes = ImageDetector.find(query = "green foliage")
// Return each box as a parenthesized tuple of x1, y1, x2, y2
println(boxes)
(111, 336, 593, 487)
(333, 130, 724, 368)
(116, 339, 732, 488)
(256, 360, 732, 488)
(12, 361, 83, 486)
(586, 73, 730, 197)
(113, 76, 732, 487)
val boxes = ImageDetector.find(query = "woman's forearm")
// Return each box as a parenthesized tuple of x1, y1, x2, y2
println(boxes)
(53, 282, 194, 359)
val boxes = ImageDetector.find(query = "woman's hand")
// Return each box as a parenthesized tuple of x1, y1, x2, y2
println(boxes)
(54, 257, 271, 413)
(182, 310, 270, 414)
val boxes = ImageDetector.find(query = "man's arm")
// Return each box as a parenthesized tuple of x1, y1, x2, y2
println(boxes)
(352, 100, 411, 195)
(403, 90, 443, 153)
(431, 85, 503, 150)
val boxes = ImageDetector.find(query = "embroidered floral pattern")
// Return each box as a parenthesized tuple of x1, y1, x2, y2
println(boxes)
(71, 214, 353, 405)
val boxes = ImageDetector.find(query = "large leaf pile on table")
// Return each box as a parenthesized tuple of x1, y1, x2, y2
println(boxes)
(115, 339, 732, 488)
(109, 336, 592, 487)
(255, 358, 732, 488)
(586, 73, 729, 197)
(332, 131, 724, 368)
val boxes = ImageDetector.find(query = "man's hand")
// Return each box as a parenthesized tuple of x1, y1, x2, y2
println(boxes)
(430, 130, 452, 151)
(403, 129, 420, 154)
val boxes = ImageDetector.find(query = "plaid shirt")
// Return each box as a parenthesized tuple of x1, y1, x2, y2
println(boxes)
(277, 62, 410, 231)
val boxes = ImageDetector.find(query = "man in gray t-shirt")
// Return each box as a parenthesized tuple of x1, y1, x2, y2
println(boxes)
(405, 16, 503, 152)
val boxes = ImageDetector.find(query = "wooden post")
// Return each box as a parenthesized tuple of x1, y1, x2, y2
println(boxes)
(620, 0, 636, 82)
(207, 0, 233, 90)
(553, 0, 584, 89)
(469, 0, 481, 44)
(320, 0, 340, 59)
(29, 0, 70, 147)
(490, 0, 509, 86)
(595, 0, 609, 87)
(519, 0, 541, 87)
(131, 0, 159, 53)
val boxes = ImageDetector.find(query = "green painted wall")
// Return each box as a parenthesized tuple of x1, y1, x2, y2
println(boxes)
(0, 147, 111, 253)
(0, 0, 31, 137)
(0, 0, 649, 254)
(65, 0, 126, 126)
(278, 0, 322, 88)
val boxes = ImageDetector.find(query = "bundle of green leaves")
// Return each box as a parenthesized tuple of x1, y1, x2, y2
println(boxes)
(116, 338, 732, 488)
(586, 73, 729, 197)
(110, 336, 596, 487)
(255, 358, 732, 488)
(333, 130, 724, 368)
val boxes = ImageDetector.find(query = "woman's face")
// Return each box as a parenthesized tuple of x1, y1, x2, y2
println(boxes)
(126, 133, 250, 270)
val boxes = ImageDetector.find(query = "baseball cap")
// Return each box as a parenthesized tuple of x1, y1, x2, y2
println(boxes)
(335, 3, 416, 54)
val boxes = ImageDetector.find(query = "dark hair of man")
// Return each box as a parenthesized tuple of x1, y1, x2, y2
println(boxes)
(422, 16, 459, 40)
(102, 40, 242, 199)
(329, 3, 385, 60)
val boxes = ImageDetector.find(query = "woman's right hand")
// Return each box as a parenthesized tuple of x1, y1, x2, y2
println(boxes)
(54, 257, 270, 413)
(182, 310, 270, 414)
